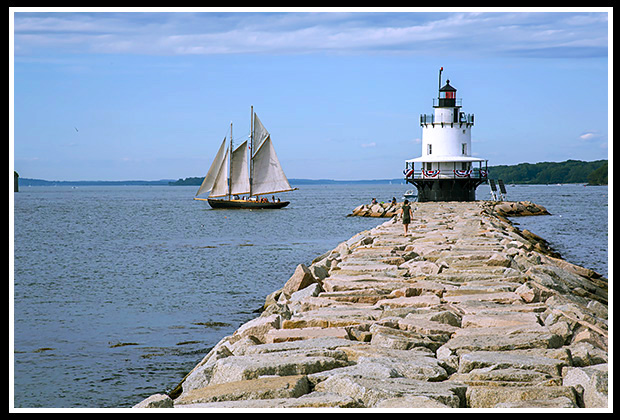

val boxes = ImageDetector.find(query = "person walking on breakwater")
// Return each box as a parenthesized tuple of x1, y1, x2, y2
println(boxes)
(399, 199, 413, 236)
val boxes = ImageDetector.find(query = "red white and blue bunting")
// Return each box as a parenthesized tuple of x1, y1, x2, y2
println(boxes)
(454, 169, 472, 177)
(423, 169, 440, 178)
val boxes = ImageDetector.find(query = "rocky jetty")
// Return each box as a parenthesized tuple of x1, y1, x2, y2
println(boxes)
(347, 201, 404, 218)
(487, 201, 551, 217)
(348, 200, 550, 219)
(135, 201, 607, 409)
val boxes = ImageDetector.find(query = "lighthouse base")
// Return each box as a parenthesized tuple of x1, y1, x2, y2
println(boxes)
(408, 178, 485, 202)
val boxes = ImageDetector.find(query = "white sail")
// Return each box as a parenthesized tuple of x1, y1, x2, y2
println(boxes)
(253, 113, 269, 153)
(250, 136, 294, 195)
(195, 138, 227, 197)
(230, 141, 250, 195)
(209, 148, 230, 198)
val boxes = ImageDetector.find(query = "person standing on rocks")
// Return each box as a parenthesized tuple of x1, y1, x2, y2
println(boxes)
(399, 199, 413, 236)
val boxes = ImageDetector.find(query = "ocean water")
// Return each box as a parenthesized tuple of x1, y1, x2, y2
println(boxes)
(12, 183, 608, 408)
(478, 183, 609, 279)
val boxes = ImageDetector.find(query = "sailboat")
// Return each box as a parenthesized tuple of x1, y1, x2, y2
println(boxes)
(194, 107, 296, 209)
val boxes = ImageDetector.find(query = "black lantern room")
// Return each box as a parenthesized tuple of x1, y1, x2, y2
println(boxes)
(437, 80, 458, 108)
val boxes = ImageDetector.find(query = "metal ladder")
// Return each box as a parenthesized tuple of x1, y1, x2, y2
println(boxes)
(488, 179, 507, 201)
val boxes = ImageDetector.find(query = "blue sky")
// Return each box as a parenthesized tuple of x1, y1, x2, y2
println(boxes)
(11, 9, 610, 181)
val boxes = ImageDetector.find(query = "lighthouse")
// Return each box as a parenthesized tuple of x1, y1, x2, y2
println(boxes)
(404, 68, 488, 202)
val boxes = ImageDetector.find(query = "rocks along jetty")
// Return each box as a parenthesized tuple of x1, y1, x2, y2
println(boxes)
(135, 201, 608, 409)
(348, 200, 551, 218)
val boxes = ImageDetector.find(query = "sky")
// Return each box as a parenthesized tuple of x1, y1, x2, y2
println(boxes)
(10, 8, 611, 181)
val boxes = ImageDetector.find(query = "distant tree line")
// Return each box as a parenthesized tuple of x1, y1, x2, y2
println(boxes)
(169, 177, 203, 186)
(488, 159, 607, 185)
(19, 178, 172, 187)
(167, 177, 407, 186)
(586, 161, 608, 185)
(168, 159, 608, 187)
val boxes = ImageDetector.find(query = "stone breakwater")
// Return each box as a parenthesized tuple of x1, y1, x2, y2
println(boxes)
(348, 200, 550, 218)
(135, 201, 608, 409)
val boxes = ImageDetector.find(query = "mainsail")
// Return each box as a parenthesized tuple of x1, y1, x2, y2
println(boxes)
(195, 110, 295, 199)
(205, 141, 251, 198)
(251, 136, 293, 195)
(230, 141, 250, 195)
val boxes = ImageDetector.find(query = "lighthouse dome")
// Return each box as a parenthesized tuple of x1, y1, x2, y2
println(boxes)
(439, 80, 456, 92)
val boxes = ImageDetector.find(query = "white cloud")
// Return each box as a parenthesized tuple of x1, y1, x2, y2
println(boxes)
(361, 142, 376, 148)
(579, 131, 602, 141)
(13, 11, 609, 58)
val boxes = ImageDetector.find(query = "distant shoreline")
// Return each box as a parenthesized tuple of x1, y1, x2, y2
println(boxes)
(16, 178, 412, 187)
(16, 178, 609, 188)
(16, 178, 175, 187)
(14, 159, 609, 187)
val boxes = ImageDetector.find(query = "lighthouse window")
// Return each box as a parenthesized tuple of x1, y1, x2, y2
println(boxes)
(462, 143, 467, 155)
(427, 144, 432, 155)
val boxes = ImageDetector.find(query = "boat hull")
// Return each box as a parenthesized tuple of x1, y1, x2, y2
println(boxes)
(403, 190, 418, 201)
(195, 197, 290, 209)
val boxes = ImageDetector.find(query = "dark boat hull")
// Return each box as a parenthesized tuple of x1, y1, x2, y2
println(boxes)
(199, 198, 290, 209)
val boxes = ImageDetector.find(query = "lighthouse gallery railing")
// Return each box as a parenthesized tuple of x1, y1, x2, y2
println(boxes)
(403, 169, 488, 180)
(420, 113, 474, 126)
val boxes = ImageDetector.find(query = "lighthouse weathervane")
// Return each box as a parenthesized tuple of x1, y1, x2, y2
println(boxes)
(404, 68, 488, 201)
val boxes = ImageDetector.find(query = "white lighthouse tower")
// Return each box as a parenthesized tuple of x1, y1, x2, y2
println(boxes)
(404, 68, 488, 201)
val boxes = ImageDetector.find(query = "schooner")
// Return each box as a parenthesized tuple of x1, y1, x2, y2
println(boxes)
(194, 107, 296, 209)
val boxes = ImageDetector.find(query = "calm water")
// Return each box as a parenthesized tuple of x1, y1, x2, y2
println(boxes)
(477, 183, 609, 279)
(12, 183, 608, 408)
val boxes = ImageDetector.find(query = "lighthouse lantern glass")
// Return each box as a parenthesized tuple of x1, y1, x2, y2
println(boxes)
(440, 91, 456, 99)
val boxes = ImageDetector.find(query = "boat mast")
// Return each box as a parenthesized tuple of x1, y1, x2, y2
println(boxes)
(249, 105, 254, 198)
(228, 122, 233, 201)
